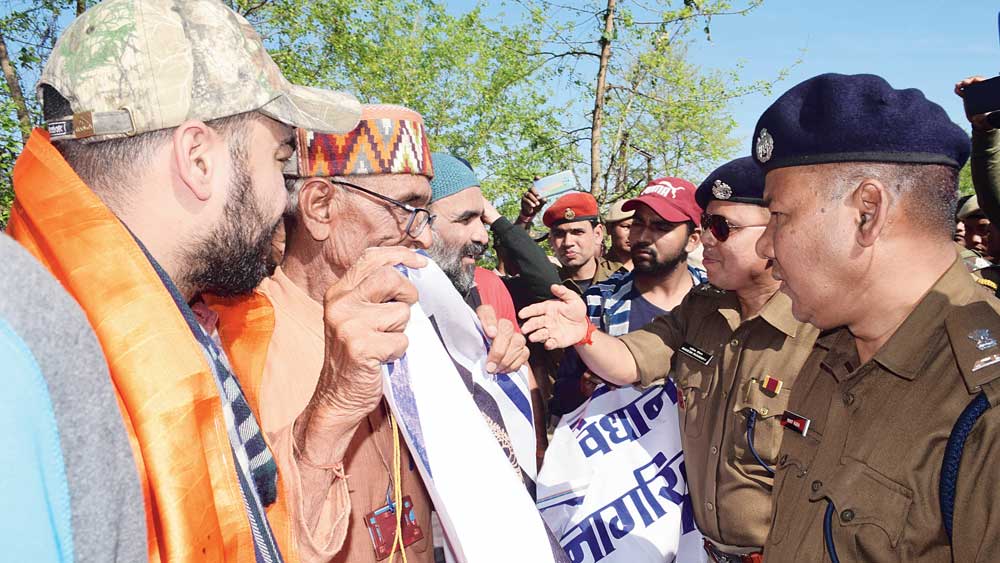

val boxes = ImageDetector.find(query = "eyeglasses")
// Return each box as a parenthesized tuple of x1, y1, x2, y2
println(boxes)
(701, 212, 767, 242)
(331, 180, 436, 238)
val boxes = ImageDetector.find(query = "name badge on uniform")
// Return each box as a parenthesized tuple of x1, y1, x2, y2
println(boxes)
(679, 343, 713, 366)
(780, 410, 811, 437)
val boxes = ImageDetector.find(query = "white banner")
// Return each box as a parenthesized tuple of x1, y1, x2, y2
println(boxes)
(537, 383, 706, 563)
(381, 257, 554, 562)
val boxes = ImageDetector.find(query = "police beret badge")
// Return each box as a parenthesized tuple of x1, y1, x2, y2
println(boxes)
(564, 208, 576, 220)
(711, 179, 733, 200)
(755, 128, 774, 163)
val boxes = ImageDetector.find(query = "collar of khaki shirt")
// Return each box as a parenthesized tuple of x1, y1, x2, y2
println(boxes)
(703, 284, 803, 339)
(815, 257, 978, 383)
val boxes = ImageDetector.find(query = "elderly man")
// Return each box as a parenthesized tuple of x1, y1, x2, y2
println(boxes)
(5, 0, 361, 560)
(753, 73, 1000, 561)
(519, 158, 820, 562)
(543, 192, 622, 294)
(604, 199, 635, 270)
(209, 106, 529, 562)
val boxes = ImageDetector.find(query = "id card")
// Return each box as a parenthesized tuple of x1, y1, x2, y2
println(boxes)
(364, 495, 424, 560)
(533, 170, 581, 199)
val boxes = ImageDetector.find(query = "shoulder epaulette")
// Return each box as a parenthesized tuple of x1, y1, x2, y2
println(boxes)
(693, 283, 727, 297)
(945, 300, 1000, 395)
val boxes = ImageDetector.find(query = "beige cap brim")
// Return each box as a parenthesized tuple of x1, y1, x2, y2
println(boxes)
(260, 83, 361, 134)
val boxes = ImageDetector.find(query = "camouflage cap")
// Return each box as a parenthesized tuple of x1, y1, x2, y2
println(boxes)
(40, 0, 361, 142)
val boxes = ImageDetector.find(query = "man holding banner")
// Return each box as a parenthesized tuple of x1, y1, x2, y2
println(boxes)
(521, 157, 820, 562)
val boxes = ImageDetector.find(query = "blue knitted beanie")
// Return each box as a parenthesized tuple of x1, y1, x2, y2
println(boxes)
(430, 152, 480, 202)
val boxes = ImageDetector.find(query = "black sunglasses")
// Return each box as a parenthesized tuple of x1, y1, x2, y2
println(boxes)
(330, 180, 436, 238)
(701, 212, 767, 242)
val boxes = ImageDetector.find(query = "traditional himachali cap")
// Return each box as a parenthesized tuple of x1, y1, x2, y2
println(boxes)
(751, 73, 971, 173)
(696, 156, 766, 209)
(543, 192, 600, 228)
(623, 177, 702, 226)
(429, 152, 480, 202)
(39, 0, 361, 143)
(604, 199, 634, 224)
(284, 104, 433, 179)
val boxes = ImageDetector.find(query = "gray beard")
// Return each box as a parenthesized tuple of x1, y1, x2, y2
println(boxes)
(428, 234, 484, 295)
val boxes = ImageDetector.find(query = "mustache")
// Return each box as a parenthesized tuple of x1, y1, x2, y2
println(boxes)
(464, 241, 487, 259)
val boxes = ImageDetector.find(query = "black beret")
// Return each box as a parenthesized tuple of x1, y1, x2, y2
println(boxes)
(752, 73, 970, 172)
(696, 156, 765, 209)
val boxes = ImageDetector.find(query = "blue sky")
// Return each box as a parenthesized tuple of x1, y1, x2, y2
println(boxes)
(448, 0, 999, 156)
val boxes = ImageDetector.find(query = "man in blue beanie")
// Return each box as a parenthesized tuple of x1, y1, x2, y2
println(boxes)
(752, 73, 1000, 561)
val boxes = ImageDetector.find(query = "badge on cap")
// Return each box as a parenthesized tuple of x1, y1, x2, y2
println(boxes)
(973, 354, 1000, 372)
(779, 410, 810, 436)
(564, 208, 576, 220)
(755, 128, 774, 163)
(712, 179, 733, 200)
(969, 329, 997, 351)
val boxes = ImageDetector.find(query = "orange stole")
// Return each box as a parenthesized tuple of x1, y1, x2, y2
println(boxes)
(203, 291, 300, 561)
(7, 129, 259, 562)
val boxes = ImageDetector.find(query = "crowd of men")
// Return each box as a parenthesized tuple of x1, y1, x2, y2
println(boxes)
(3, 1, 1000, 562)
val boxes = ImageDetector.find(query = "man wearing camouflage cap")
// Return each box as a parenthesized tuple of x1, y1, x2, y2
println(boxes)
(754, 73, 1000, 561)
(6, 0, 360, 560)
(603, 199, 635, 271)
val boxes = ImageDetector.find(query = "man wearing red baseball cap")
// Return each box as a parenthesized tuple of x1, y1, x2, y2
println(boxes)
(543, 192, 622, 294)
(548, 177, 707, 415)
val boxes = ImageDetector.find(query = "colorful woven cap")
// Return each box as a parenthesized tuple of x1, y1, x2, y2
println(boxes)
(752, 73, 970, 172)
(285, 104, 433, 178)
(696, 156, 766, 209)
(543, 192, 599, 228)
(624, 177, 701, 226)
(429, 152, 480, 202)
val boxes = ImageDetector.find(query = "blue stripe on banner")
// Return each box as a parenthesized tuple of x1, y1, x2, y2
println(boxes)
(496, 373, 533, 424)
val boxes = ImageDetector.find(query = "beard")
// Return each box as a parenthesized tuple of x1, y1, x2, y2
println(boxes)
(428, 233, 486, 295)
(180, 144, 279, 298)
(632, 243, 687, 277)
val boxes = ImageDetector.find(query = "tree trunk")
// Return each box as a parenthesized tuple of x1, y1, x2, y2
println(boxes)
(0, 29, 32, 143)
(589, 0, 616, 193)
(77, 0, 87, 15)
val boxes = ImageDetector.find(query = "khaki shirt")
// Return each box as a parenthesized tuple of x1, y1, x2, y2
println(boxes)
(765, 258, 1000, 562)
(619, 286, 819, 548)
(560, 258, 623, 295)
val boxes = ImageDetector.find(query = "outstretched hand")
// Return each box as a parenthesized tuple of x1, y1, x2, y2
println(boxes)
(519, 284, 589, 350)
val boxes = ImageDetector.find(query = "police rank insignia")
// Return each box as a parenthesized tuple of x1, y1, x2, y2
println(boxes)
(969, 328, 997, 351)
(712, 179, 733, 200)
(755, 128, 774, 163)
(564, 208, 576, 220)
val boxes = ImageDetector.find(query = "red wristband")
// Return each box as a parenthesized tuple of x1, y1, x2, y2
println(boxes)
(576, 320, 597, 346)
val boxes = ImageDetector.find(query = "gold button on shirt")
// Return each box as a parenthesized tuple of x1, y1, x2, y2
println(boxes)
(619, 286, 819, 548)
(765, 258, 1000, 562)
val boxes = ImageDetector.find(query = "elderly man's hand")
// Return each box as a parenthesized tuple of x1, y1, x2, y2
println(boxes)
(310, 247, 426, 421)
(477, 305, 530, 373)
(955, 76, 995, 132)
(519, 284, 589, 350)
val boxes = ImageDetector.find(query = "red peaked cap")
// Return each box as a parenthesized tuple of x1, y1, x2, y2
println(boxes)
(543, 191, 600, 228)
(622, 177, 702, 226)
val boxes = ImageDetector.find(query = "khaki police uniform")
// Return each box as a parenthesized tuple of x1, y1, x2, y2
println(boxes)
(618, 285, 820, 549)
(764, 258, 1000, 561)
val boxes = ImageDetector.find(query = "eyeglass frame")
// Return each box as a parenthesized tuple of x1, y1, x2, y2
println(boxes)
(327, 179, 437, 238)
(700, 212, 767, 242)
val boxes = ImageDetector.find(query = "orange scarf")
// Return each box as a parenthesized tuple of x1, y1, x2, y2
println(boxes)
(7, 129, 264, 561)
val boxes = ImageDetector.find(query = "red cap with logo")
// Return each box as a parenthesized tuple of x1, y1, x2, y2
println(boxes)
(622, 177, 701, 226)
(543, 192, 600, 228)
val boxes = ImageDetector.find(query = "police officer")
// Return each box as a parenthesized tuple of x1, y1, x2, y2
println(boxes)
(753, 73, 1000, 561)
(520, 157, 821, 562)
(543, 192, 621, 294)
